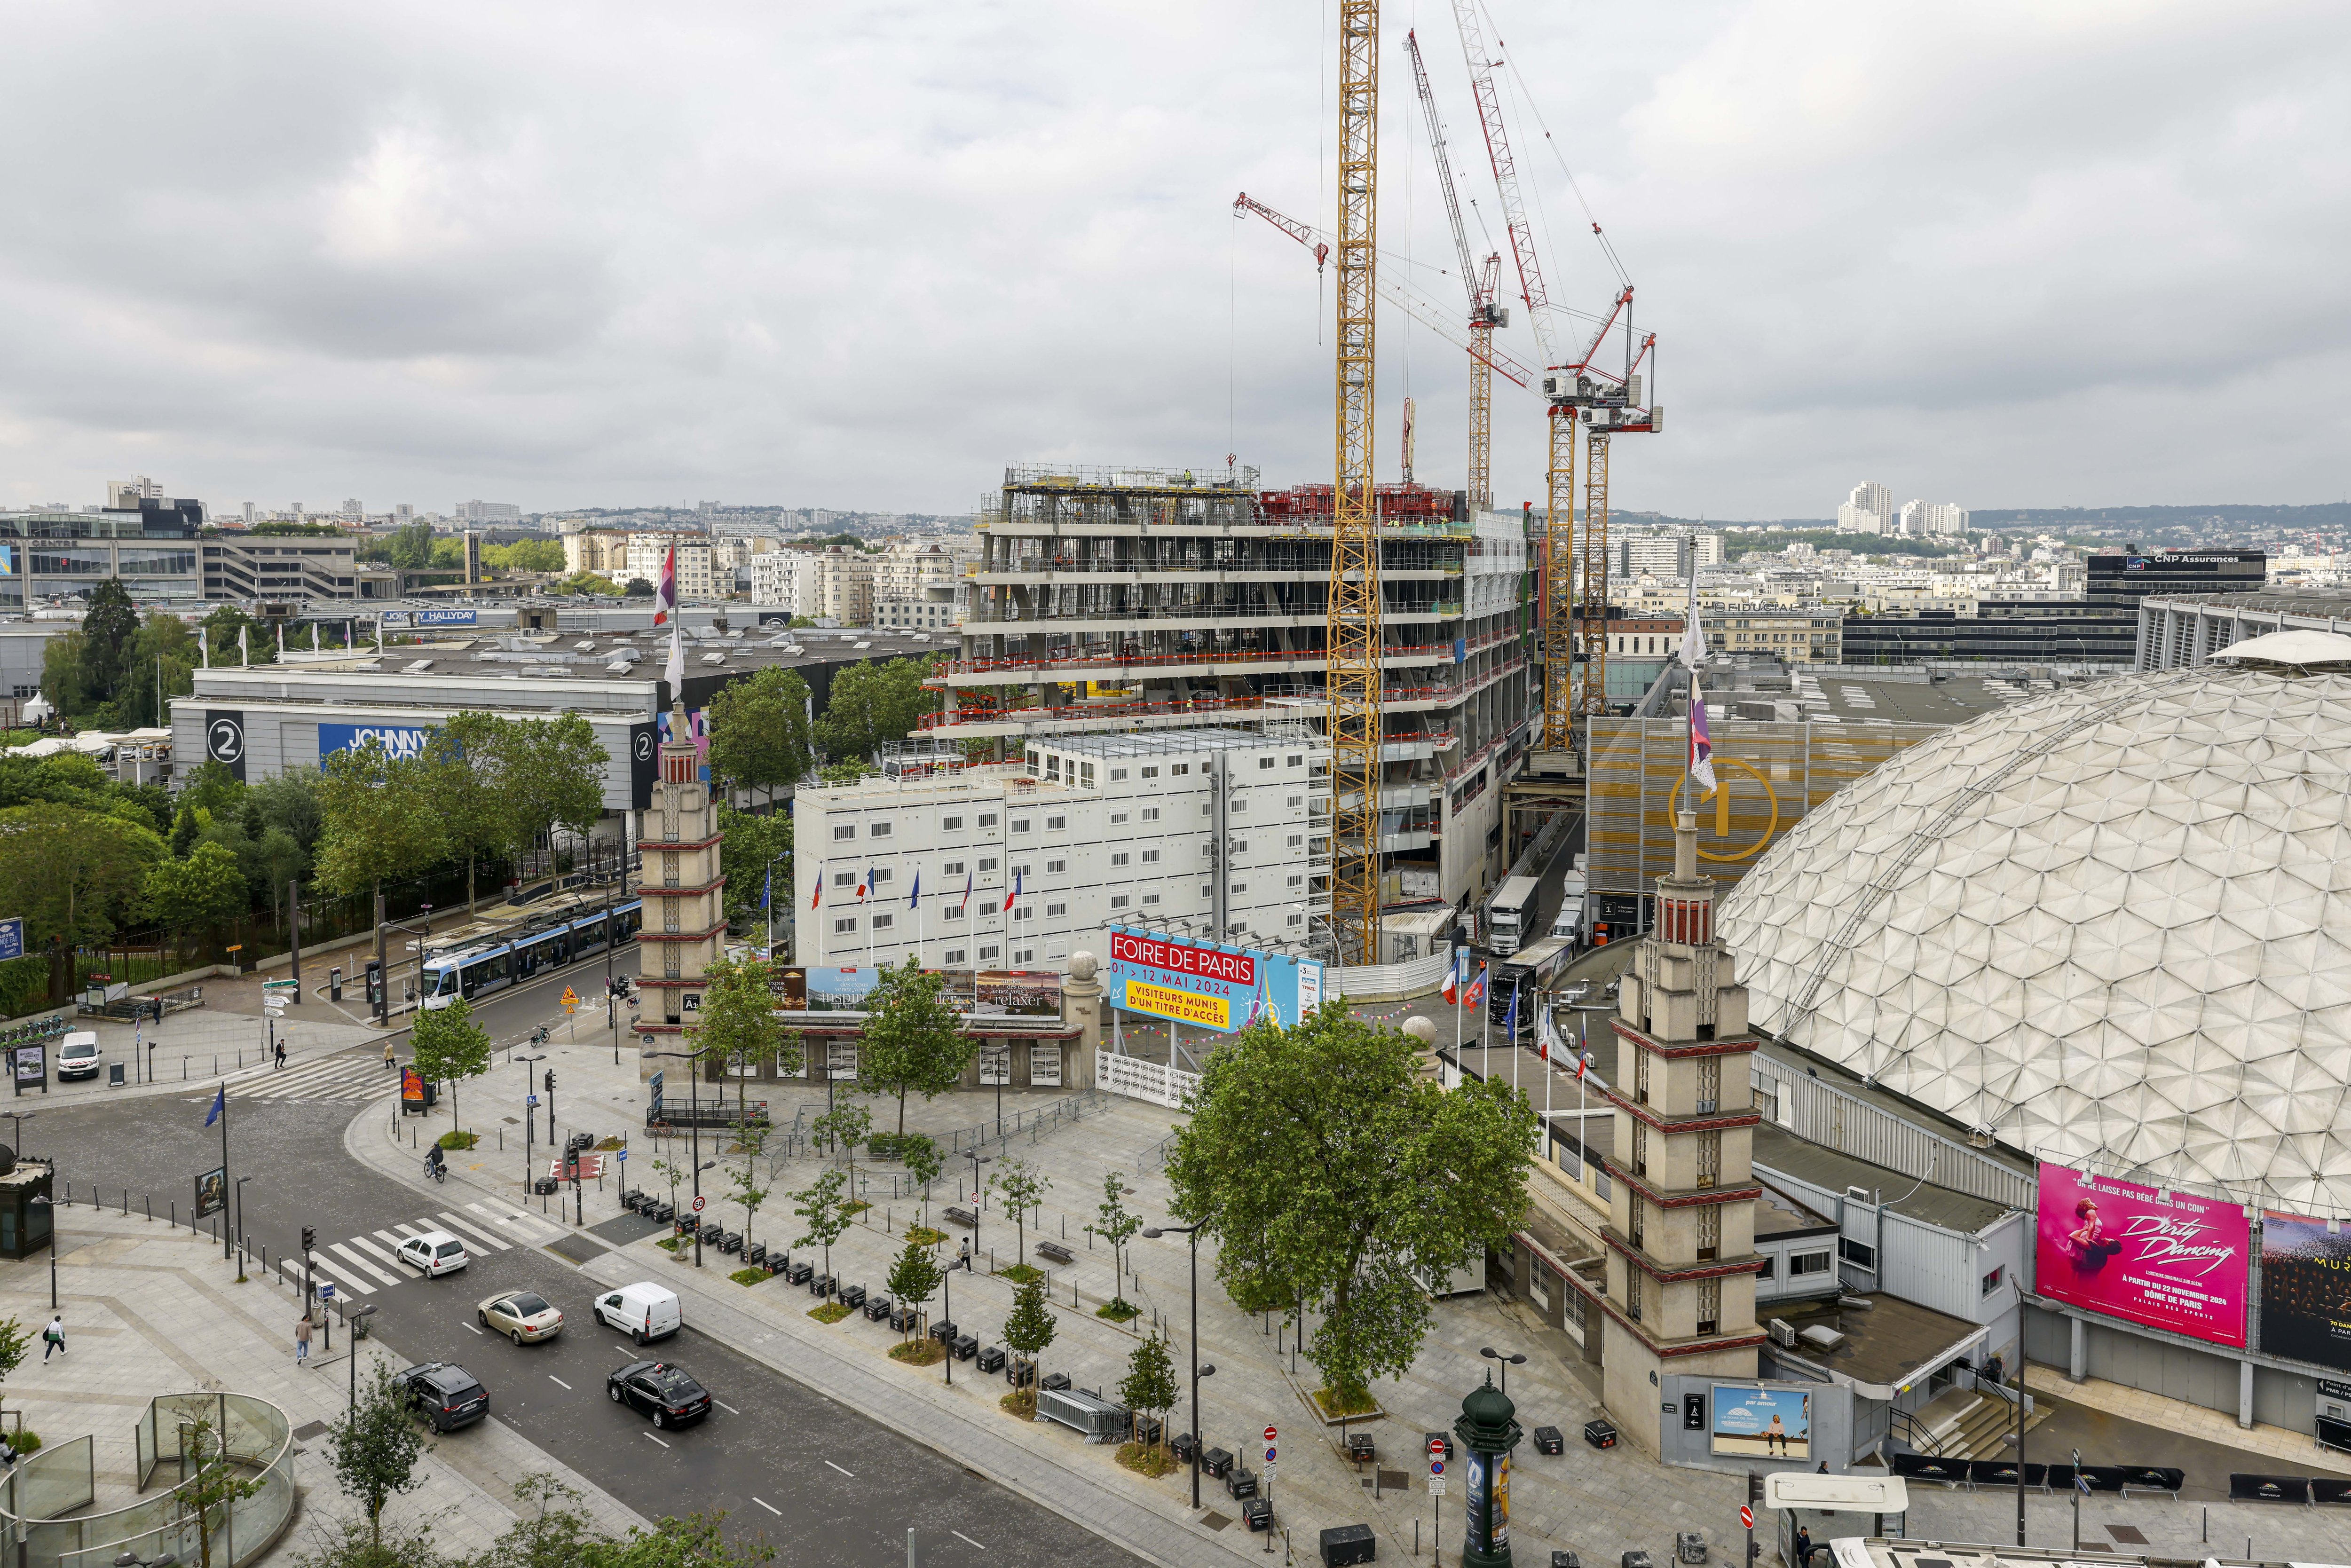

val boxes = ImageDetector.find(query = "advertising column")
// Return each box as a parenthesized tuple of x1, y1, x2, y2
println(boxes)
(1452, 1379, 1521, 1568)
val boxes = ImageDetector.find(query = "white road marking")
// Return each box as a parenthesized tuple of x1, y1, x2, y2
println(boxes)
(324, 1242, 399, 1287)
(317, 1246, 385, 1291)
(644, 1432, 671, 1449)
(751, 1497, 781, 1516)
(825, 1460, 854, 1478)
(341, 1234, 403, 1268)
(434, 1211, 512, 1252)
(548, 1376, 571, 1390)
(715, 1401, 739, 1415)
(464, 1323, 484, 1336)
(952, 1531, 988, 1551)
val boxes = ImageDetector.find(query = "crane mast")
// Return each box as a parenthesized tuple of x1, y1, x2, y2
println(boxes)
(1406, 29, 1507, 512)
(1449, 0, 1579, 754)
(1328, 0, 1383, 966)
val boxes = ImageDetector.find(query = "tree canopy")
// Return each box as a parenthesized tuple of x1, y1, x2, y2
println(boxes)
(854, 958, 972, 1135)
(0, 802, 164, 946)
(1163, 1003, 1537, 1410)
(706, 666, 813, 805)
(814, 657, 934, 763)
(714, 803, 789, 933)
(316, 743, 447, 899)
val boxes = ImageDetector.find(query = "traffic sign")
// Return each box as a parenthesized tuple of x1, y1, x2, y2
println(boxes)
(1740, 1506, 1753, 1531)
(1264, 1425, 1278, 1442)
(691, 1195, 706, 1213)
(1264, 1446, 1276, 1463)
(1428, 1437, 1446, 1455)
(1428, 1478, 1447, 1497)
(617, 1150, 629, 1162)
(1430, 1460, 1445, 1477)
(526, 1095, 539, 1108)
(318, 1282, 336, 1300)
(561, 986, 578, 1006)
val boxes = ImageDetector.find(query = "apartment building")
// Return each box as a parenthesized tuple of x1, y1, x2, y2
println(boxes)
(748, 551, 819, 615)
(563, 530, 630, 576)
(1715, 609, 1842, 662)
(929, 464, 1536, 948)
(623, 534, 721, 599)
(873, 540, 968, 630)
(812, 548, 876, 624)
(795, 727, 1328, 972)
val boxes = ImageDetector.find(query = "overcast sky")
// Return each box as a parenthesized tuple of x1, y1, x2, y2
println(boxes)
(3, 1, 2345, 520)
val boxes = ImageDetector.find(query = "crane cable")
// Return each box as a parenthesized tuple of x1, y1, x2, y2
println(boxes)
(1475, 0, 1633, 289)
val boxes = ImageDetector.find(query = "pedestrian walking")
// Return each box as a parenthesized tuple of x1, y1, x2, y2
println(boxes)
(1795, 1528, 1815, 1568)
(274, 1039, 288, 1071)
(384, 1041, 397, 1072)
(295, 1315, 313, 1367)
(40, 1315, 64, 1362)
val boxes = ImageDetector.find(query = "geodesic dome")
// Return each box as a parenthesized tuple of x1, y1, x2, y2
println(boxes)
(1718, 649, 2351, 1213)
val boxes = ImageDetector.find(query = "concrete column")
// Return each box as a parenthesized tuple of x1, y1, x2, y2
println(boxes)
(2069, 1314, 2085, 1383)
(2239, 1358, 2255, 1430)
(1063, 952, 1102, 1090)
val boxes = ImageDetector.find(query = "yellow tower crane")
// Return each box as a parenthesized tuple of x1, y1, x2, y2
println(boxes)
(1328, 0, 1384, 966)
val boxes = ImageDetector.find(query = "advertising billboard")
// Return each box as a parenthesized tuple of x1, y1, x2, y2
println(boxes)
(1104, 928, 1325, 1034)
(319, 723, 436, 762)
(2033, 1164, 2249, 1347)
(380, 608, 479, 628)
(1710, 1385, 1811, 1460)
(773, 967, 1062, 1020)
(2260, 1211, 2351, 1374)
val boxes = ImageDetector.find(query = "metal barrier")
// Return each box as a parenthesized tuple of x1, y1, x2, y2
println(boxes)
(0, 1391, 293, 1568)
(1096, 1049, 1200, 1110)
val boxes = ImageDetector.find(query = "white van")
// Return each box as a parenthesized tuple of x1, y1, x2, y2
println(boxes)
(56, 1033, 102, 1081)
(595, 1282, 681, 1344)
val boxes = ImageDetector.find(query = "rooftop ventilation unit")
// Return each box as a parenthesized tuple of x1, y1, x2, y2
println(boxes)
(404, 659, 434, 673)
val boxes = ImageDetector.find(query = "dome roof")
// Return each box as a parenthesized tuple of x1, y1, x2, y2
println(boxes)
(1718, 663, 2351, 1212)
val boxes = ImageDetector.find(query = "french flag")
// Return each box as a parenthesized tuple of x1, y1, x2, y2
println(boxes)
(655, 544, 677, 626)
(1442, 951, 1461, 1004)
(858, 867, 875, 900)
(810, 865, 823, 910)
(1002, 868, 1022, 913)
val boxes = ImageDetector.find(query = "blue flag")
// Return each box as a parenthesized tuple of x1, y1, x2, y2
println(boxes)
(205, 1085, 225, 1127)
(1503, 983, 1520, 1039)
(759, 865, 772, 910)
(908, 869, 921, 909)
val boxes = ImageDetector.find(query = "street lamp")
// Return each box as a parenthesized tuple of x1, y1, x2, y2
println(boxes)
(515, 1050, 546, 1198)
(234, 1176, 253, 1281)
(1478, 1346, 1526, 1396)
(347, 1305, 379, 1413)
(964, 1152, 992, 1263)
(4, 1111, 32, 1154)
(1144, 1221, 1214, 1511)
(28, 1194, 55, 1309)
(941, 1252, 969, 1388)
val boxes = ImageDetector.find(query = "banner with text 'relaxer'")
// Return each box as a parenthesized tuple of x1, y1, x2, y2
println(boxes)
(1104, 927, 1324, 1034)
(2034, 1163, 2248, 1347)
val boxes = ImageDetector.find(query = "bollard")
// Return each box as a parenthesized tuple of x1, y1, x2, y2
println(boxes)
(121, 1188, 128, 1216)
(145, 1197, 152, 1223)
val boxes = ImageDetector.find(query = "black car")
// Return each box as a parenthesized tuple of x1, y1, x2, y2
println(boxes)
(399, 1362, 489, 1432)
(607, 1359, 713, 1429)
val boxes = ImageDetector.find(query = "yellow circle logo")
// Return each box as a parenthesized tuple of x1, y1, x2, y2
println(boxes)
(1665, 759, 1781, 863)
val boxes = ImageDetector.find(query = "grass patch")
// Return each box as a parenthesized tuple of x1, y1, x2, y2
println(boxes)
(1095, 1299, 1140, 1323)
(728, 1268, 768, 1287)
(888, 1339, 946, 1367)
(999, 1262, 1043, 1285)
(594, 1135, 627, 1151)
(904, 1225, 947, 1247)
(1312, 1386, 1381, 1420)
(1116, 1441, 1181, 1478)
(999, 1389, 1035, 1420)
(5, 1432, 40, 1456)
(655, 1237, 685, 1253)
(840, 1200, 871, 1217)
(809, 1301, 853, 1324)
(436, 1130, 479, 1150)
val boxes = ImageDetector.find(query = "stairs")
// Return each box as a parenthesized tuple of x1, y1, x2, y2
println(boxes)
(1905, 1386, 2051, 1461)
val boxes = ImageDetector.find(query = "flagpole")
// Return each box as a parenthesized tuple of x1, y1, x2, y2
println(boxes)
(219, 1081, 232, 1262)
(1481, 966, 1490, 1084)
(1511, 981, 1521, 1097)
(1452, 948, 1462, 1074)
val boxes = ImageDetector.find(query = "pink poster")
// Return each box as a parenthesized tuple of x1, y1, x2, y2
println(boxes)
(2034, 1164, 2248, 1347)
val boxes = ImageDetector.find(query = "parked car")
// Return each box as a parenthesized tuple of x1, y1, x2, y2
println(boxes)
(399, 1362, 489, 1432)
(593, 1282, 681, 1343)
(395, 1231, 468, 1277)
(55, 1033, 101, 1081)
(606, 1360, 712, 1429)
(477, 1290, 563, 1344)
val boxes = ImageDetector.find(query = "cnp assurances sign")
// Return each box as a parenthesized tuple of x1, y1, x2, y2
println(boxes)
(1105, 928, 1324, 1034)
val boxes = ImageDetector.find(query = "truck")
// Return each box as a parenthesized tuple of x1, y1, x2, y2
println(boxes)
(1487, 935, 1576, 1036)
(1486, 875, 1541, 955)
(1549, 855, 1589, 945)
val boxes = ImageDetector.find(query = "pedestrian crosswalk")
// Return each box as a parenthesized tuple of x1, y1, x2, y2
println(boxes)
(235, 1051, 404, 1103)
(306, 1202, 573, 1296)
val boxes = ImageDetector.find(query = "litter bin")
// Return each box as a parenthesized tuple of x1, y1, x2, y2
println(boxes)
(330, 967, 343, 1002)
(108, 1063, 125, 1087)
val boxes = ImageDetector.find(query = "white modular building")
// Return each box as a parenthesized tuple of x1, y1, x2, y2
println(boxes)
(793, 727, 1330, 974)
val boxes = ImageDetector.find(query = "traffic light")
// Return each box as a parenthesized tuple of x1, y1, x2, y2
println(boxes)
(1748, 1473, 1766, 1504)
(544, 1069, 556, 1093)
(301, 1226, 316, 1254)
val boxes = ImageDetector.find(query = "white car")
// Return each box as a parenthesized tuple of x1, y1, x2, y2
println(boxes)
(395, 1231, 469, 1277)
(56, 1033, 101, 1080)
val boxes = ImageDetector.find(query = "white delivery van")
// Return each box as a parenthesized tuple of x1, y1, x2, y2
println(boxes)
(595, 1282, 682, 1344)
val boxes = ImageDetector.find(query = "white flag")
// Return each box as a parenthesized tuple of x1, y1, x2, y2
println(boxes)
(1688, 670, 1719, 795)
(663, 612, 684, 701)
(1678, 550, 1706, 668)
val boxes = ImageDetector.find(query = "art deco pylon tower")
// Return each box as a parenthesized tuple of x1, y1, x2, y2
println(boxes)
(1594, 808, 1764, 1453)
(637, 711, 726, 1078)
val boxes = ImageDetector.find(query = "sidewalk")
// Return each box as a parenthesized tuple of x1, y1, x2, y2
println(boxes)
(0, 1201, 645, 1564)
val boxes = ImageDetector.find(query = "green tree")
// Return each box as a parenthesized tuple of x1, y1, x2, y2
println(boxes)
(988, 1157, 1049, 1270)
(706, 666, 813, 809)
(813, 656, 932, 762)
(483, 540, 565, 573)
(471, 1473, 598, 1568)
(176, 1413, 265, 1568)
(198, 602, 277, 666)
(1164, 1003, 1538, 1413)
(169, 804, 203, 859)
(808, 1100, 871, 1212)
(885, 1234, 943, 1341)
(316, 742, 446, 903)
(690, 955, 799, 1130)
(714, 802, 790, 935)
(0, 1317, 29, 1427)
(583, 1514, 774, 1568)
(1117, 1331, 1179, 1456)
(251, 827, 308, 932)
(1093, 1172, 1143, 1315)
(789, 1166, 851, 1283)
(490, 714, 604, 874)
(855, 958, 972, 1137)
(123, 609, 200, 728)
(552, 571, 625, 597)
(409, 996, 492, 1135)
(727, 1159, 770, 1257)
(1000, 1277, 1056, 1395)
(383, 521, 436, 570)
(178, 759, 247, 818)
(37, 629, 93, 719)
(141, 842, 249, 961)
(426, 711, 508, 914)
(327, 1361, 429, 1551)
(295, 1519, 450, 1568)
(788, 614, 817, 629)
(817, 758, 876, 785)
(0, 804, 163, 946)
(246, 770, 326, 856)
(899, 1133, 943, 1225)
(76, 578, 141, 709)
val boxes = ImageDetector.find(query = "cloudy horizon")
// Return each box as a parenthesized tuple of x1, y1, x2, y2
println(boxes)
(3, 1, 2344, 520)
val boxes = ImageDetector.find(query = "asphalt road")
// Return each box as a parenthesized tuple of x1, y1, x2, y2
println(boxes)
(29, 953, 1147, 1568)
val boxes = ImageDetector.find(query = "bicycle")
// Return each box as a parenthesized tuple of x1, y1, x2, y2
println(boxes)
(423, 1155, 447, 1184)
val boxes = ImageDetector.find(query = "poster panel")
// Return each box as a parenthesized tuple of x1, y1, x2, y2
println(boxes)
(194, 1166, 227, 1220)
(2260, 1210, 2351, 1374)
(1104, 927, 1325, 1034)
(2033, 1164, 2249, 1347)
(1710, 1385, 1811, 1460)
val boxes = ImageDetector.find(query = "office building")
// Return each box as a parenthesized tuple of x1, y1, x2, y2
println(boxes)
(2085, 549, 2266, 606)
(1840, 604, 2137, 665)
(795, 727, 1327, 972)
(0, 489, 394, 607)
(457, 501, 523, 523)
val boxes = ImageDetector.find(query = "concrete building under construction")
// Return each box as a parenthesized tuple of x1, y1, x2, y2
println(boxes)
(923, 462, 1539, 958)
